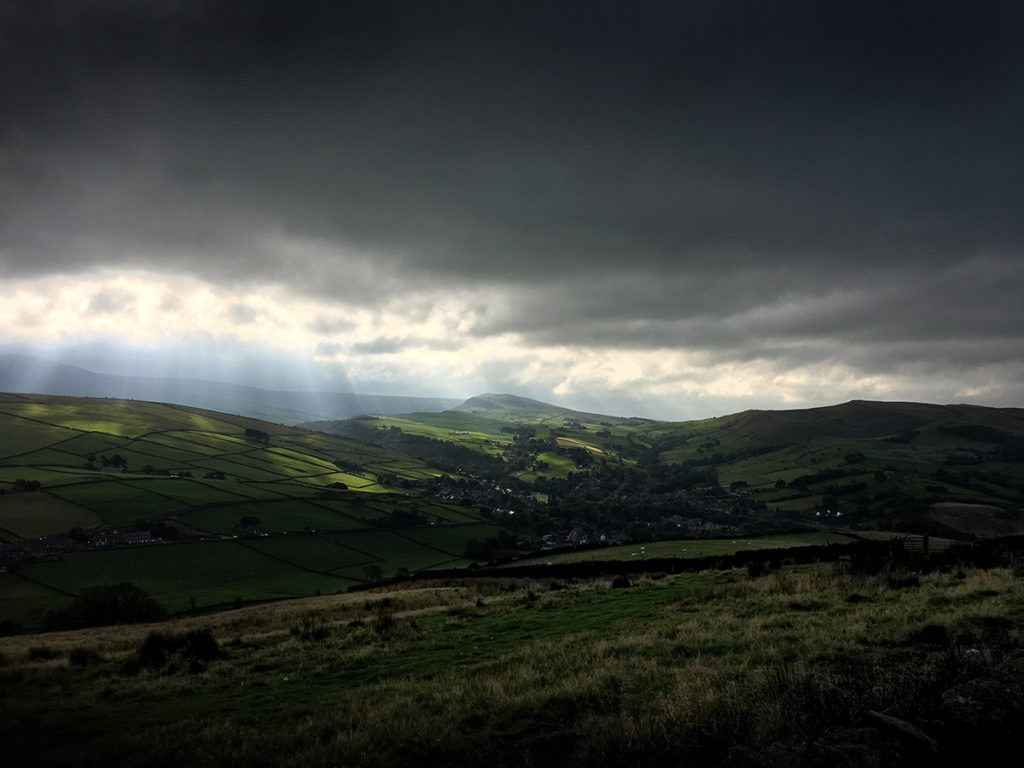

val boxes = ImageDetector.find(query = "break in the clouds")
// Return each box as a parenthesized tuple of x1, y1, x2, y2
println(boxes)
(2, 1, 1023, 419)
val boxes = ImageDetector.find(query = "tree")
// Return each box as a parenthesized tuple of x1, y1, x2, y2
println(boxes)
(43, 583, 166, 631)
(363, 564, 383, 583)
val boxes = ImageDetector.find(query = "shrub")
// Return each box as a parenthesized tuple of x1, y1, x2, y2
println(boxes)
(126, 629, 224, 675)
(290, 614, 332, 643)
(27, 646, 61, 661)
(69, 647, 104, 666)
(373, 606, 395, 635)
(747, 560, 767, 578)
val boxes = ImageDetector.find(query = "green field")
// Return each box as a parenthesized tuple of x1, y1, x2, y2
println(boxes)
(16, 541, 356, 612)
(47, 480, 186, 525)
(0, 573, 73, 628)
(0, 491, 100, 538)
(514, 531, 856, 565)
(180, 499, 369, 535)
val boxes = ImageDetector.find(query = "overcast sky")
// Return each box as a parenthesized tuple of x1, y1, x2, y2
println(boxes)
(2, 1, 1023, 419)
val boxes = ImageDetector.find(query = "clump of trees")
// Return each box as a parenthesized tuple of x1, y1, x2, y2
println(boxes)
(244, 428, 270, 444)
(43, 583, 167, 631)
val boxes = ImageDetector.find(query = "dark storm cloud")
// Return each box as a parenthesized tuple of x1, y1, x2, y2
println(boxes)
(2, 0, 1023, 405)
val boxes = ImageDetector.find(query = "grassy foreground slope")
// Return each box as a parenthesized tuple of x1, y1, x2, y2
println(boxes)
(0, 394, 503, 626)
(1, 559, 1023, 767)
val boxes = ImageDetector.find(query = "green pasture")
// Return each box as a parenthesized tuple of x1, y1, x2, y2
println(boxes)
(17, 541, 355, 612)
(0, 466, 98, 487)
(0, 572, 73, 628)
(255, 456, 335, 478)
(328, 530, 465, 577)
(198, 450, 289, 474)
(244, 481, 331, 499)
(554, 436, 607, 455)
(44, 431, 130, 457)
(309, 494, 482, 526)
(266, 445, 339, 471)
(89, 448, 189, 473)
(215, 481, 293, 500)
(355, 526, 473, 559)
(180, 499, 368, 535)
(119, 477, 249, 507)
(139, 432, 227, 457)
(401, 523, 504, 554)
(159, 430, 251, 454)
(372, 413, 512, 453)
(191, 458, 286, 481)
(0, 402, 226, 439)
(243, 534, 377, 573)
(280, 432, 389, 460)
(362, 460, 441, 480)
(47, 480, 185, 525)
(0, 491, 99, 538)
(119, 438, 204, 463)
(514, 531, 856, 566)
(0, 447, 91, 468)
(417, 501, 484, 524)
(302, 470, 376, 488)
(286, 432, 414, 466)
(308, 498, 391, 524)
(209, 449, 339, 479)
(0, 414, 79, 458)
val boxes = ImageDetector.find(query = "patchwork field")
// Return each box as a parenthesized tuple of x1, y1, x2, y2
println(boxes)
(0, 395, 504, 626)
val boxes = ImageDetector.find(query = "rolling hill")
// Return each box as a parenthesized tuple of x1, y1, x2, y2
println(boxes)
(5, 391, 1024, 630)
(308, 395, 1024, 539)
(0, 393, 504, 628)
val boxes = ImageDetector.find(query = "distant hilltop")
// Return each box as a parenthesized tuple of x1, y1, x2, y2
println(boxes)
(0, 353, 460, 424)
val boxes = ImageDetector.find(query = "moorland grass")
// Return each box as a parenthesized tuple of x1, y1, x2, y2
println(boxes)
(2, 566, 1021, 767)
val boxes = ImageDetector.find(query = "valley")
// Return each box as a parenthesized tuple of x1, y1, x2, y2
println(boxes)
(1, 391, 1023, 766)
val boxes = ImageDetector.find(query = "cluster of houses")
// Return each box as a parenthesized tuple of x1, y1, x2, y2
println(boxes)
(0, 528, 160, 567)
(88, 529, 154, 548)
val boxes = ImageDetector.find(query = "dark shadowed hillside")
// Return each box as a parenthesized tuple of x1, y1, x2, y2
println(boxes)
(719, 400, 1024, 446)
